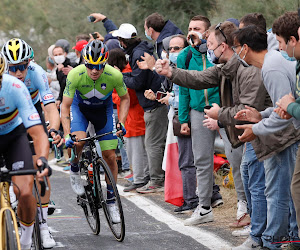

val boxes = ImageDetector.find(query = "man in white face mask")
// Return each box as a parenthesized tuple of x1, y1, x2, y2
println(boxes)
(52, 46, 76, 108)
(176, 15, 225, 226)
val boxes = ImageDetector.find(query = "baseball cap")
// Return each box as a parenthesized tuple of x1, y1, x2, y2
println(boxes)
(72, 40, 88, 52)
(112, 23, 137, 39)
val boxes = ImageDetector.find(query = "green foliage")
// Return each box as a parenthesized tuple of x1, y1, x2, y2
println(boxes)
(0, 0, 298, 67)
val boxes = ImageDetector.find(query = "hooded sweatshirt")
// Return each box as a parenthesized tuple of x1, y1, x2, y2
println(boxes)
(122, 40, 164, 111)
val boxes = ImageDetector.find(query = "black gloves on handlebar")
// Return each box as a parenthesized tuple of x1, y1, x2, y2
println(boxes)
(38, 157, 52, 177)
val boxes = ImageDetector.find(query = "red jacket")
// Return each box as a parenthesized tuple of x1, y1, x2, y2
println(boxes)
(112, 64, 145, 138)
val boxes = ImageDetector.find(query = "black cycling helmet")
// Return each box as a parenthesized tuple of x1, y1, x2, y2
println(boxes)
(82, 40, 109, 65)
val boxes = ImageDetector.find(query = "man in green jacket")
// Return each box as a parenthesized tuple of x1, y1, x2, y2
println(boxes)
(177, 15, 221, 226)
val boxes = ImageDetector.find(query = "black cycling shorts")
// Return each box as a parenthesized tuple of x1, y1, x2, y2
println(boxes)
(0, 124, 34, 171)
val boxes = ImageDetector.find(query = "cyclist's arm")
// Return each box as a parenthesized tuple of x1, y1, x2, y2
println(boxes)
(61, 96, 73, 137)
(27, 125, 49, 159)
(118, 92, 130, 125)
(34, 64, 60, 132)
(43, 102, 60, 131)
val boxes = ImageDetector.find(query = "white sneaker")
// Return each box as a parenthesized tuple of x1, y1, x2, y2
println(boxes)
(237, 200, 248, 220)
(107, 203, 121, 224)
(41, 229, 56, 248)
(70, 170, 85, 196)
(232, 225, 251, 237)
(231, 236, 260, 250)
(184, 205, 214, 226)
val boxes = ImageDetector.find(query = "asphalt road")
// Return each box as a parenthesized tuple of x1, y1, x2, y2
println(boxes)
(46, 165, 235, 250)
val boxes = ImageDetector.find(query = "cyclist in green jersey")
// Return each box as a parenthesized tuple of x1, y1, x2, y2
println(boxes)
(61, 40, 129, 223)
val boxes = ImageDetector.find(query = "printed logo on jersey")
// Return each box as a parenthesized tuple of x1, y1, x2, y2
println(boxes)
(28, 112, 40, 121)
(25, 79, 31, 86)
(0, 107, 8, 112)
(28, 65, 35, 71)
(12, 161, 24, 171)
(42, 73, 49, 89)
(0, 98, 4, 106)
(101, 83, 106, 90)
(13, 83, 21, 88)
(43, 93, 54, 101)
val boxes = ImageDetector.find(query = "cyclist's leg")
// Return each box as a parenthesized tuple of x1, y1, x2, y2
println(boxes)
(96, 106, 118, 181)
(5, 127, 36, 248)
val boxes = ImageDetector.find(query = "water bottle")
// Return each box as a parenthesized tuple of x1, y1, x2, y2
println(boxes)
(88, 163, 93, 184)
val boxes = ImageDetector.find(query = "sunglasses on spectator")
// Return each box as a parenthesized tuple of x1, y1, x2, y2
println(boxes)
(9, 63, 28, 73)
(85, 63, 105, 70)
(215, 23, 228, 44)
(168, 46, 184, 51)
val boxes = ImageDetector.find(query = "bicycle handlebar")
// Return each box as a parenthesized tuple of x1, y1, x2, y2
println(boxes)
(68, 130, 125, 162)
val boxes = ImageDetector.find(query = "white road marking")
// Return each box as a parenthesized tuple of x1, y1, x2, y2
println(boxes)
(119, 187, 233, 250)
(51, 164, 233, 249)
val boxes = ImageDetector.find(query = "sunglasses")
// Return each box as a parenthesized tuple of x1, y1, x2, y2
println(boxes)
(168, 46, 183, 51)
(85, 63, 105, 70)
(215, 23, 228, 44)
(9, 63, 28, 73)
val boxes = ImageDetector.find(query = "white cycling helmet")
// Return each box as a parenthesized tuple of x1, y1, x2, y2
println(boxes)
(2, 38, 31, 64)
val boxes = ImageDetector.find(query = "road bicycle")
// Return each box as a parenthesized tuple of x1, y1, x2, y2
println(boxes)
(0, 154, 40, 250)
(69, 131, 125, 242)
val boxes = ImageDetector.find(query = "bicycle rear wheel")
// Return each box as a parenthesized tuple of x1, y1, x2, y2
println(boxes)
(32, 209, 42, 250)
(79, 162, 100, 235)
(3, 209, 19, 250)
(94, 158, 125, 242)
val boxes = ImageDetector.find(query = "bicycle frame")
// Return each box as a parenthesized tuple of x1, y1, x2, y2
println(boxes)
(0, 181, 21, 250)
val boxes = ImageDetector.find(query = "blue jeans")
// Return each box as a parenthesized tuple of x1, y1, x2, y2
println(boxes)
(241, 143, 267, 245)
(120, 145, 130, 171)
(262, 141, 299, 249)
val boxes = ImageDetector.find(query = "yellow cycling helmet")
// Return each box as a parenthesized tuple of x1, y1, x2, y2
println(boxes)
(82, 40, 109, 65)
(2, 38, 31, 64)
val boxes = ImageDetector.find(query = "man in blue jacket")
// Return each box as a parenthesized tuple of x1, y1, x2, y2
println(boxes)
(144, 12, 183, 58)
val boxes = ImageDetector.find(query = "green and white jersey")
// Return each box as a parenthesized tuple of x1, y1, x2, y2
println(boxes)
(64, 64, 127, 106)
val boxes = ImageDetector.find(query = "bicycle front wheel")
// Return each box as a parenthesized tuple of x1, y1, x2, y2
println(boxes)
(3, 209, 19, 250)
(94, 158, 125, 242)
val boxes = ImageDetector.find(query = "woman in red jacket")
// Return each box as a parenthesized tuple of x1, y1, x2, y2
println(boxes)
(109, 49, 149, 192)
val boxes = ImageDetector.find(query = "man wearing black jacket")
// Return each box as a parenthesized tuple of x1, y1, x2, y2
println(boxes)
(52, 46, 77, 108)
(113, 23, 168, 193)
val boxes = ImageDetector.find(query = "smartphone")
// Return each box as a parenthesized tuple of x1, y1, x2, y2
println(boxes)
(87, 16, 96, 22)
(92, 32, 98, 39)
(204, 105, 212, 110)
(156, 91, 167, 100)
(189, 34, 194, 45)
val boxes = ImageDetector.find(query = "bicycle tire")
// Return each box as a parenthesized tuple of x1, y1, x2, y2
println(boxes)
(4, 209, 19, 250)
(79, 162, 100, 235)
(32, 209, 42, 250)
(94, 158, 125, 242)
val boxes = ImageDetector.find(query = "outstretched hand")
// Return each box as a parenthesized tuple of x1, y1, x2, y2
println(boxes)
(155, 59, 172, 78)
(234, 105, 261, 123)
(276, 93, 295, 112)
(235, 124, 256, 142)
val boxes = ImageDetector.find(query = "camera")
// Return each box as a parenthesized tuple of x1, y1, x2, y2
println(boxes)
(87, 16, 96, 22)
